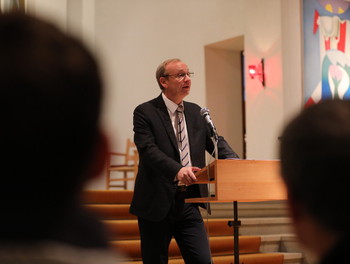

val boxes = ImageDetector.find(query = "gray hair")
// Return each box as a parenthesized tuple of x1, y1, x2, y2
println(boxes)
(155, 58, 181, 90)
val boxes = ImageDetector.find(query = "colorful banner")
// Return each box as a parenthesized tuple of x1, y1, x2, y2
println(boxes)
(303, 0, 350, 107)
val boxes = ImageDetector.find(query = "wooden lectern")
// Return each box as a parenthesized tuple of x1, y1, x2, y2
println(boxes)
(186, 159, 287, 264)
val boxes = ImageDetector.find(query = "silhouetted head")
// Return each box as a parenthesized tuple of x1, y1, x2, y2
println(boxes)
(280, 99, 350, 234)
(0, 13, 104, 237)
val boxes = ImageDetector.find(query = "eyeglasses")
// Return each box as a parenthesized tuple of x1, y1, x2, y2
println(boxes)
(163, 72, 194, 81)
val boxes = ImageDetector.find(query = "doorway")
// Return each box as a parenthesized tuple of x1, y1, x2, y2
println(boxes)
(204, 36, 246, 158)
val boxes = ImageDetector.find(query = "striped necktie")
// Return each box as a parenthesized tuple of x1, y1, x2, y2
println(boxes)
(176, 105, 190, 167)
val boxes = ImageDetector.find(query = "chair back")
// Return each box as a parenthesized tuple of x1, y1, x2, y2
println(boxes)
(125, 138, 137, 165)
(106, 138, 138, 189)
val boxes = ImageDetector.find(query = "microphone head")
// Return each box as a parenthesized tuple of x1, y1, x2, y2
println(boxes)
(200, 108, 209, 116)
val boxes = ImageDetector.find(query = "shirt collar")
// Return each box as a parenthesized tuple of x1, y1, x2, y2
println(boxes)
(162, 93, 184, 114)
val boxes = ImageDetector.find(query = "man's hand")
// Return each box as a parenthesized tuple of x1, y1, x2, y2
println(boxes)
(177, 166, 201, 185)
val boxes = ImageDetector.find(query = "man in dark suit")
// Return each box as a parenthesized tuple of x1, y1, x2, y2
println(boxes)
(130, 58, 239, 264)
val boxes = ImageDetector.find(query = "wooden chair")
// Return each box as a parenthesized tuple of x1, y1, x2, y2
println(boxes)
(106, 138, 138, 190)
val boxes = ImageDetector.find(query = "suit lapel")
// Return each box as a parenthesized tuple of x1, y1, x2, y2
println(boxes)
(154, 94, 179, 152)
(183, 102, 196, 154)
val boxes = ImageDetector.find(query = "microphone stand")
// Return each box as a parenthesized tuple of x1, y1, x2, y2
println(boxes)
(211, 127, 219, 160)
(211, 135, 218, 160)
(205, 131, 218, 264)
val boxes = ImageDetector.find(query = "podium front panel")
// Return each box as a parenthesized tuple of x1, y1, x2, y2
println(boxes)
(192, 159, 287, 203)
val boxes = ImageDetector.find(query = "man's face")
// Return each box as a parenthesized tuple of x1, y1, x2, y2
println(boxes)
(160, 61, 192, 104)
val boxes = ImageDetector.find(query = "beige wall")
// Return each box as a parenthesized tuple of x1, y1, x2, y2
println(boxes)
(26, 0, 303, 189)
(281, 0, 303, 126)
(244, 0, 283, 159)
(93, 0, 246, 151)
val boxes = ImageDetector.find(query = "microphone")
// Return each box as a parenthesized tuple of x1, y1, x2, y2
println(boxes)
(200, 108, 218, 140)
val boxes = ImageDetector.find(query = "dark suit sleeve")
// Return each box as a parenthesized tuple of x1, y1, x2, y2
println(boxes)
(185, 102, 239, 162)
(217, 136, 239, 159)
(204, 131, 239, 159)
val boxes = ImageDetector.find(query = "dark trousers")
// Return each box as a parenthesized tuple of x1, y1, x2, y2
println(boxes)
(137, 191, 212, 264)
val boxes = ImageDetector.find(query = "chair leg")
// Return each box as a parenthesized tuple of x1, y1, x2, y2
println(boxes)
(123, 172, 127, 190)
(106, 156, 110, 189)
(106, 170, 133, 190)
(106, 170, 110, 190)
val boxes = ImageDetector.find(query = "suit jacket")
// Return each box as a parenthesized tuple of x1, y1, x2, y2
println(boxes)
(129, 94, 238, 222)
